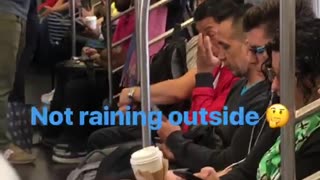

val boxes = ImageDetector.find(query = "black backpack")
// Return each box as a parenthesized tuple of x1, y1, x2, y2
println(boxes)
(149, 25, 190, 116)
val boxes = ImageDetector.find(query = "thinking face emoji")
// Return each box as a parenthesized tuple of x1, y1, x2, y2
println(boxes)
(266, 104, 290, 128)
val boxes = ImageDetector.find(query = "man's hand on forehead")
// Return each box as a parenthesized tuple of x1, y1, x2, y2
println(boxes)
(196, 33, 220, 73)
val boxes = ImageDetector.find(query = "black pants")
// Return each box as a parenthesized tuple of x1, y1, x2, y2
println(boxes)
(60, 78, 108, 141)
(87, 126, 142, 151)
(42, 65, 123, 142)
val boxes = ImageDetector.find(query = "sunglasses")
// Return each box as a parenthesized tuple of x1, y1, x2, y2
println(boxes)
(249, 46, 267, 55)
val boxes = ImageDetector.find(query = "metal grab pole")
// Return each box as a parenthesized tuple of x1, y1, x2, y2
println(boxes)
(280, 0, 296, 179)
(71, 0, 76, 58)
(313, 0, 320, 18)
(135, 0, 141, 88)
(136, 0, 152, 147)
(106, 0, 113, 105)
(296, 98, 320, 123)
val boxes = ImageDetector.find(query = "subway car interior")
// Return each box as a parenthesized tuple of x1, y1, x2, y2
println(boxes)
(0, 0, 320, 180)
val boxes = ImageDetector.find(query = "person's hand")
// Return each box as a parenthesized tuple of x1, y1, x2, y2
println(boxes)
(197, 33, 220, 73)
(194, 167, 220, 180)
(82, 47, 98, 57)
(40, 6, 55, 17)
(157, 118, 181, 142)
(159, 143, 175, 160)
(83, 48, 108, 68)
(117, 87, 140, 112)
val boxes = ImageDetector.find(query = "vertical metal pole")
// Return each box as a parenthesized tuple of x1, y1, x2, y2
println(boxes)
(313, 0, 320, 18)
(106, 0, 113, 105)
(137, 0, 152, 147)
(135, 1, 141, 85)
(280, 0, 296, 179)
(71, 0, 76, 58)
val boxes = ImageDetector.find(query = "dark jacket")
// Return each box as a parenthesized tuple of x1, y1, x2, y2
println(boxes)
(0, 0, 30, 20)
(166, 77, 272, 172)
(222, 118, 320, 180)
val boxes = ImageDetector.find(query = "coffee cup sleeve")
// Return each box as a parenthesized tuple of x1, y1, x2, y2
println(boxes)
(163, 158, 169, 178)
(135, 158, 169, 180)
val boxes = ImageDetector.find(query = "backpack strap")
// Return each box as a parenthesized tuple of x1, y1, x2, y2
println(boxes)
(172, 24, 183, 41)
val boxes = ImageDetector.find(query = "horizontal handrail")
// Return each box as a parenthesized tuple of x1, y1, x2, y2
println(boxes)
(112, 34, 132, 48)
(303, 171, 320, 180)
(295, 98, 320, 123)
(112, 65, 124, 73)
(149, 18, 194, 45)
(111, 0, 172, 22)
(111, 6, 134, 22)
(92, 1, 101, 7)
(111, 17, 194, 76)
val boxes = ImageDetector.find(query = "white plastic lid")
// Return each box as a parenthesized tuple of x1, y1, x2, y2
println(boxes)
(130, 146, 162, 165)
(85, 16, 97, 21)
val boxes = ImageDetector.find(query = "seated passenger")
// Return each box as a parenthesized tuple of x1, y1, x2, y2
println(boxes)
(49, 0, 168, 164)
(193, 17, 320, 180)
(85, 0, 167, 69)
(158, 0, 274, 173)
(88, 0, 238, 151)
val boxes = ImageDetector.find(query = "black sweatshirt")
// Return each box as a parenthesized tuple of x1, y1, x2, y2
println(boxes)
(166, 74, 273, 172)
(221, 122, 320, 180)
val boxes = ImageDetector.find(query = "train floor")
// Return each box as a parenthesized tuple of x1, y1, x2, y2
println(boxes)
(14, 64, 75, 180)
(14, 146, 76, 180)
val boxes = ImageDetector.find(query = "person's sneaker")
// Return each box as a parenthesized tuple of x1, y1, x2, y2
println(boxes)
(52, 143, 69, 155)
(3, 144, 36, 164)
(52, 150, 87, 164)
(52, 144, 87, 164)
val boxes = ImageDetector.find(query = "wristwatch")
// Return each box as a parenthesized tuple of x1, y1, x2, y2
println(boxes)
(128, 87, 136, 101)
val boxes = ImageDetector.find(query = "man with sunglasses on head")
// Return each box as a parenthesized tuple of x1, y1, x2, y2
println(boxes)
(194, 18, 320, 180)
(189, 0, 316, 179)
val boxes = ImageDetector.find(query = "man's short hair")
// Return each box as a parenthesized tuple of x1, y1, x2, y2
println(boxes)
(243, 0, 315, 38)
(230, 3, 254, 40)
(194, 0, 252, 41)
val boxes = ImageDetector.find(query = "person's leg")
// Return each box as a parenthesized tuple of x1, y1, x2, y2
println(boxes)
(52, 75, 108, 163)
(0, 14, 24, 147)
(87, 126, 142, 151)
(0, 13, 35, 163)
(9, 15, 39, 103)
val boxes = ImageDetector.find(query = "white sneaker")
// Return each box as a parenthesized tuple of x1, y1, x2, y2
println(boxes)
(41, 89, 55, 105)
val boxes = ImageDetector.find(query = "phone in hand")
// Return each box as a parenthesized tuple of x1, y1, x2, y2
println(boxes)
(173, 169, 202, 180)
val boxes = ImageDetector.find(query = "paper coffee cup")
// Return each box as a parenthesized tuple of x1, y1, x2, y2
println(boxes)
(84, 16, 97, 30)
(130, 146, 163, 174)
